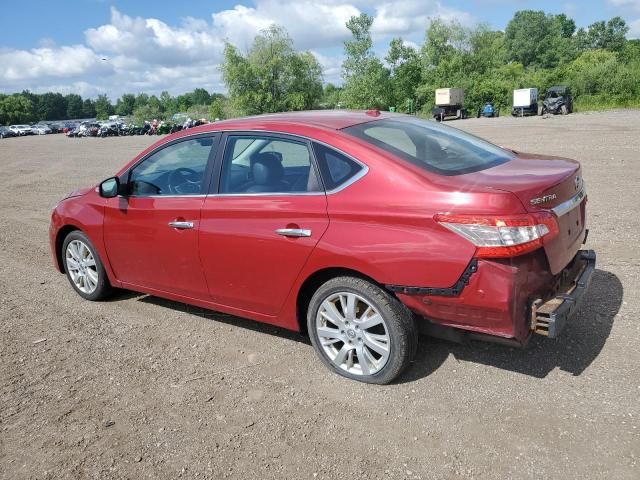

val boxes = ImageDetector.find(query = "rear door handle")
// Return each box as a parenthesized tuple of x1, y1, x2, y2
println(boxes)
(168, 221, 194, 229)
(275, 228, 312, 238)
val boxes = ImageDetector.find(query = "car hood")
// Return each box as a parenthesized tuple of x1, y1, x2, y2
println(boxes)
(62, 186, 94, 200)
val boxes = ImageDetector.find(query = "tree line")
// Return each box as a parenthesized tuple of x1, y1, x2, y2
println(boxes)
(2, 9, 639, 125)
(0, 88, 227, 125)
(333, 10, 640, 114)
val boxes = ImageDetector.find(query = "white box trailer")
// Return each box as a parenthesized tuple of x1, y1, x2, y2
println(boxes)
(435, 88, 464, 107)
(513, 88, 538, 108)
(511, 88, 539, 116)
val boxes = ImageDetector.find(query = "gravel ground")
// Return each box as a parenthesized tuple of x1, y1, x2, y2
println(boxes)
(1, 110, 638, 479)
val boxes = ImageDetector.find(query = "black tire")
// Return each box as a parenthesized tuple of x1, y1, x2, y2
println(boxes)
(62, 230, 113, 301)
(307, 276, 417, 384)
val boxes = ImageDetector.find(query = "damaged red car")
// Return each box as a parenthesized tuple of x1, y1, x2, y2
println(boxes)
(50, 111, 595, 384)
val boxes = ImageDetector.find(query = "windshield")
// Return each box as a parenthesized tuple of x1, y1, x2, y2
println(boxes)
(343, 117, 514, 176)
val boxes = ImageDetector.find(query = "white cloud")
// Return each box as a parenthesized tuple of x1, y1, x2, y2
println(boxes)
(371, 0, 474, 37)
(608, 0, 640, 38)
(629, 18, 640, 37)
(0, 45, 108, 82)
(0, 1, 477, 98)
(85, 7, 224, 67)
(212, 1, 360, 50)
(608, 0, 640, 11)
(310, 50, 344, 84)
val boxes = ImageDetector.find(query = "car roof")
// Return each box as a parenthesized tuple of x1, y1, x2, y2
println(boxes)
(199, 110, 400, 131)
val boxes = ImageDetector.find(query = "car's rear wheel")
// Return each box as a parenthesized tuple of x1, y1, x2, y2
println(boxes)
(307, 276, 417, 384)
(62, 231, 113, 301)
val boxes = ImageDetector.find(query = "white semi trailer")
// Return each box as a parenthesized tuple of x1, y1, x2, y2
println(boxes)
(431, 88, 466, 121)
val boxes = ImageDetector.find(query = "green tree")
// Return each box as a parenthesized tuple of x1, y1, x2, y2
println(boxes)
(0, 95, 35, 124)
(134, 93, 150, 110)
(386, 38, 421, 110)
(190, 88, 211, 106)
(505, 10, 576, 68)
(576, 17, 629, 52)
(82, 98, 96, 118)
(321, 83, 343, 108)
(132, 104, 163, 125)
(94, 94, 114, 120)
(208, 98, 225, 120)
(66, 94, 84, 119)
(159, 91, 178, 115)
(288, 51, 324, 110)
(115, 93, 136, 116)
(221, 25, 323, 114)
(38, 92, 67, 120)
(341, 13, 391, 109)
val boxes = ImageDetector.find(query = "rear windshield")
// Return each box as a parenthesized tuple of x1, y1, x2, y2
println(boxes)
(343, 117, 514, 175)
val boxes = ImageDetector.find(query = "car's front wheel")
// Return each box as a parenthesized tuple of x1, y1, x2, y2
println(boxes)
(307, 276, 417, 384)
(62, 230, 113, 301)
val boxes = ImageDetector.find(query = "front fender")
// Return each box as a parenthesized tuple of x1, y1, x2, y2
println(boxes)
(49, 192, 119, 287)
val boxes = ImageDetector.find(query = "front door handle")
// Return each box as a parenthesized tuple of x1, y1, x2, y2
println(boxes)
(168, 221, 194, 229)
(275, 228, 312, 238)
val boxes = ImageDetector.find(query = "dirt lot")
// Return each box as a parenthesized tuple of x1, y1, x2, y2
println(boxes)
(1, 110, 638, 479)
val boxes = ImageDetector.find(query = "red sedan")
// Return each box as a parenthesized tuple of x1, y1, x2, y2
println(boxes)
(50, 111, 595, 384)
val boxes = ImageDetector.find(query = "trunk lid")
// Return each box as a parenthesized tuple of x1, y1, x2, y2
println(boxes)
(447, 152, 586, 274)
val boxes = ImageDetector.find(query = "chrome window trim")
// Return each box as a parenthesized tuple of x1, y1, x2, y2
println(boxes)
(116, 128, 369, 199)
(123, 194, 208, 199)
(552, 186, 587, 217)
(217, 129, 369, 196)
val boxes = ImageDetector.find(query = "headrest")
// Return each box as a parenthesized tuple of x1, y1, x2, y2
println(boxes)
(251, 152, 284, 185)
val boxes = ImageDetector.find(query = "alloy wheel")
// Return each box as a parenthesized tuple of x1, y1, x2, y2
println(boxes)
(65, 239, 99, 294)
(315, 292, 391, 376)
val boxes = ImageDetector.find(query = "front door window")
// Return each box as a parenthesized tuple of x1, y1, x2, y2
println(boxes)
(129, 136, 214, 196)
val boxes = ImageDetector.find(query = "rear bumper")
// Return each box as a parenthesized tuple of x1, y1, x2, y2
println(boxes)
(394, 249, 596, 344)
(530, 250, 596, 338)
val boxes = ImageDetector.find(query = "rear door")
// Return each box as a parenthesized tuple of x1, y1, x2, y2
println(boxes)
(199, 133, 329, 316)
(103, 134, 218, 298)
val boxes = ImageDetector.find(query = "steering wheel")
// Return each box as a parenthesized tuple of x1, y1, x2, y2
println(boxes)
(168, 167, 201, 194)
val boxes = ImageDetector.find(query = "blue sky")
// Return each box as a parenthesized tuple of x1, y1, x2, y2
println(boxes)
(1, 0, 638, 98)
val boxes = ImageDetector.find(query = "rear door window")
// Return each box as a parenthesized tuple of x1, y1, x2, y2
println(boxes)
(312, 143, 364, 191)
(220, 135, 322, 194)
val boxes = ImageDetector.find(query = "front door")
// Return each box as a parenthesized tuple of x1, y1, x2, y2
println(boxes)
(199, 134, 329, 316)
(104, 135, 217, 299)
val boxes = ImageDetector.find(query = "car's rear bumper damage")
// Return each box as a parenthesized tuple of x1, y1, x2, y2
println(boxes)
(393, 248, 596, 345)
(530, 249, 596, 338)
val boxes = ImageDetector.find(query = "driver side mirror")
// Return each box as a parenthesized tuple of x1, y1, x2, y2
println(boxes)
(99, 176, 121, 198)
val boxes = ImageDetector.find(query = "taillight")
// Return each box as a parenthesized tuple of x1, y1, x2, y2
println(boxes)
(434, 212, 559, 258)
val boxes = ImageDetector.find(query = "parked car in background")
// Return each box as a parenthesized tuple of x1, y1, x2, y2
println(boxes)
(9, 124, 33, 136)
(50, 111, 594, 384)
(540, 86, 573, 115)
(32, 124, 52, 135)
(62, 122, 78, 134)
(48, 124, 63, 134)
(0, 126, 18, 138)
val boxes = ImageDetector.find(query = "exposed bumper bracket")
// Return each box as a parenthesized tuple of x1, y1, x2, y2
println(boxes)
(386, 258, 478, 297)
(531, 249, 596, 338)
